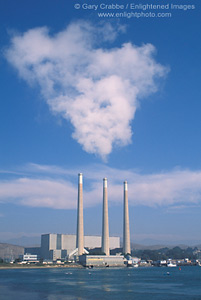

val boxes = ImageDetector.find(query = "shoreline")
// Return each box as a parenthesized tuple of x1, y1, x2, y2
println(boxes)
(0, 264, 83, 270)
(0, 264, 199, 270)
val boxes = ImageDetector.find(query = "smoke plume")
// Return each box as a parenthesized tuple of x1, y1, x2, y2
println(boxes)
(6, 21, 168, 159)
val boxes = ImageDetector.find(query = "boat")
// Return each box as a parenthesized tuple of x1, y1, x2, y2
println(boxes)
(127, 260, 133, 267)
(167, 262, 177, 267)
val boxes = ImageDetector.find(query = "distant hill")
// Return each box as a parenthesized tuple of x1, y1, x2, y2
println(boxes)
(0, 240, 200, 262)
(4, 236, 41, 247)
(131, 243, 191, 250)
(0, 243, 24, 260)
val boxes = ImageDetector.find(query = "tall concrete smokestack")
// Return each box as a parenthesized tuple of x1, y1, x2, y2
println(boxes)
(76, 173, 84, 255)
(123, 181, 131, 255)
(102, 178, 110, 256)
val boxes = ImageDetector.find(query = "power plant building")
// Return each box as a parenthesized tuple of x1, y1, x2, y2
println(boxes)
(78, 176, 130, 267)
(25, 173, 131, 267)
(40, 233, 120, 261)
(79, 255, 125, 268)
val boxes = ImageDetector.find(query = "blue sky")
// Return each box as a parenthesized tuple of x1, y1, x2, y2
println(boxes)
(0, 0, 201, 246)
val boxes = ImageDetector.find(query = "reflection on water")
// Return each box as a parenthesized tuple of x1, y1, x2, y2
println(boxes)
(1, 267, 201, 300)
(47, 295, 82, 300)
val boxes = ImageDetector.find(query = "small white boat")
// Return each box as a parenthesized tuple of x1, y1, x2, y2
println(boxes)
(127, 260, 133, 267)
(167, 262, 177, 267)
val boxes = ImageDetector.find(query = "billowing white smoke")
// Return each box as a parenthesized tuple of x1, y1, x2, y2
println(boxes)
(6, 21, 168, 159)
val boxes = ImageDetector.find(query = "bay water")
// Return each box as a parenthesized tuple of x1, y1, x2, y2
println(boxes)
(1, 266, 201, 300)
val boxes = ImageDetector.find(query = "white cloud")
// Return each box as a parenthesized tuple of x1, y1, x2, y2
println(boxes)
(1, 164, 201, 210)
(5, 21, 168, 159)
(0, 178, 77, 209)
(165, 204, 200, 214)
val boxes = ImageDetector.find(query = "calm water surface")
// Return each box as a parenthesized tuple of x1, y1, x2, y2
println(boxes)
(1, 266, 201, 300)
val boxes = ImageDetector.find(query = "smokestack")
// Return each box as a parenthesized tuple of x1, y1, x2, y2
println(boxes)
(101, 178, 110, 256)
(123, 181, 131, 255)
(76, 173, 84, 255)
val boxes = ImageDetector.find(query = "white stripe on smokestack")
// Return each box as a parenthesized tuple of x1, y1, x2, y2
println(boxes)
(101, 178, 110, 256)
(76, 173, 84, 255)
(123, 181, 131, 255)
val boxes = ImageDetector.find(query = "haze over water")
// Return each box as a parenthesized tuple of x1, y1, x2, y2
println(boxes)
(1, 267, 201, 300)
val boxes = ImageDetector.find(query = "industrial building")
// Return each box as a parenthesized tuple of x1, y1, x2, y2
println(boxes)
(40, 233, 120, 261)
(25, 234, 120, 261)
(25, 173, 131, 267)
(76, 174, 131, 267)
(19, 254, 39, 263)
(79, 255, 125, 268)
